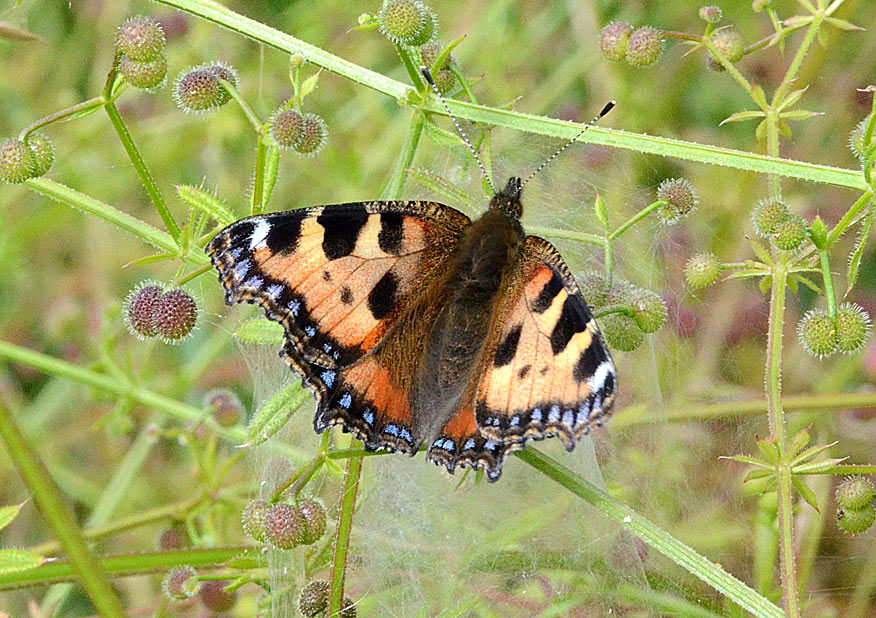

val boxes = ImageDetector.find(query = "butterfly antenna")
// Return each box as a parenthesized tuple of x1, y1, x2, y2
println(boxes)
(521, 100, 616, 189)
(421, 67, 497, 195)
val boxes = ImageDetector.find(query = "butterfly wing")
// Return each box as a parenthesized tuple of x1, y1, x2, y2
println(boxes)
(474, 235, 617, 450)
(208, 201, 470, 370)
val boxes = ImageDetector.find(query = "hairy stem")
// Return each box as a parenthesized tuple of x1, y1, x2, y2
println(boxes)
(328, 442, 363, 616)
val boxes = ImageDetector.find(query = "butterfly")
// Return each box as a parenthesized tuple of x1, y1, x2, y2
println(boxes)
(207, 174, 617, 481)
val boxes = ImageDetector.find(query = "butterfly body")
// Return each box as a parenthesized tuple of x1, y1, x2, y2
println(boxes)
(208, 177, 616, 481)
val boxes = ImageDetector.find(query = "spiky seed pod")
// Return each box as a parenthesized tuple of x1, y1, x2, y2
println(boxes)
(600, 22, 633, 62)
(0, 138, 36, 183)
(204, 388, 243, 428)
(849, 115, 873, 162)
(119, 53, 167, 89)
(162, 565, 199, 601)
(153, 288, 198, 343)
(709, 29, 745, 64)
(600, 313, 644, 352)
(173, 62, 239, 113)
(625, 26, 664, 68)
(199, 580, 236, 612)
(837, 503, 876, 535)
(241, 499, 271, 542)
(835, 476, 876, 511)
(299, 499, 327, 544)
(684, 253, 721, 289)
(751, 197, 790, 237)
(25, 133, 54, 177)
(116, 16, 166, 61)
(265, 502, 307, 549)
(835, 303, 873, 354)
(298, 580, 330, 617)
(294, 113, 328, 156)
(656, 178, 699, 224)
(379, 0, 437, 47)
(433, 69, 456, 94)
(123, 281, 163, 339)
(772, 214, 807, 252)
(629, 287, 667, 334)
(419, 41, 451, 71)
(578, 272, 611, 310)
(269, 108, 305, 150)
(699, 6, 723, 23)
(340, 596, 358, 618)
(797, 308, 837, 358)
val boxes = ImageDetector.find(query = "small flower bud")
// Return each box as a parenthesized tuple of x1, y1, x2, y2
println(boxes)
(204, 388, 243, 428)
(265, 502, 306, 549)
(379, 0, 437, 47)
(200, 580, 236, 612)
(699, 6, 723, 23)
(25, 133, 54, 177)
(798, 308, 837, 358)
(849, 115, 873, 162)
(116, 16, 166, 62)
(684, 253, 721, 289)
(123, 281, 163, 339)
(173, 62, 239, 113)
(600, 313, 644, 352)
(341, 597, 358, 618)
(241, 499, 271, 542)
(600, 22, 633, 62)
(162, 565, 199, 601)
(836, 476, 876, 510)
(625, 26, 664, 68)
(298, 580, 330, 617)
(709, 29, 745, 68)
(837, 503, 876, 535)
(157, 525, 189, 550)
(751, 197, 789, 237)
(0, 138, 36, 183)
(268, 108, 304, 150)
(772, 214, 807, 252)
(656, 177, 699, 224)
(299, 498, 327, 544)
(835, 303, 872, 354)
(154, 288, 198, 343)
(294, 113, 328, 156)
(119, 53, 168, 89)
(629, 287, 667, 334)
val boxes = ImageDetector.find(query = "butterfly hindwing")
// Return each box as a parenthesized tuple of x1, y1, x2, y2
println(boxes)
(208, 201, 470, 370)
(474, 235, 617, 450)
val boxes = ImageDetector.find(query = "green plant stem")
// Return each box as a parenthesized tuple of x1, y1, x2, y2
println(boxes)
(516, 448, 784, 618)
(827, 190, 873, 245)
(222, 80, 263, 131)
(0, 399, 127, 618)
(384, 111, 425, 199)
(608, 201, 663, 240)
(251, 135, 268, 215)
(328, 440, 364, 617)
(818, 250, 838, 319)
(270, 456, 322, 502)
(765, 110, 782, 199)
(17, 96, 105, 140)
(773, 11, 824, 106)
(103, 100, 181, 242)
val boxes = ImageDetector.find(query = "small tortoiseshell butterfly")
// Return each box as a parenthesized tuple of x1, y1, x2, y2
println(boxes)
(207, 175, 617, 481)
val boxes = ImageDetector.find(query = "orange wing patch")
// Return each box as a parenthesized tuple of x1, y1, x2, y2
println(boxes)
(475, 236, 617, 449)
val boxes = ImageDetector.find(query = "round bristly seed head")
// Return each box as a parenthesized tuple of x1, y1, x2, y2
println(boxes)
(699, 6, 723, 23)
(684, 252, 721, 289)
(656, 177, 699, 224)
(119, 53, 167, 89)
(835, 476, 876, 511)
(600, 22, 633, 62)
(772, 214, 807, 252)
(625, 26, 664, 68)
(298, 580, 330, 617)
(419, 41, 451, 71)
(123, 281, 163, 339)
(751, 197, 790, 237)
(265, 502, 306, 549)
(340, 596, 358, 618)
(797, 308, 837, 358)
(298, 498, 327, 544)
(116, 15, 166, 61)
(600, 313, 644, 352)
(199, 580, 236, 612)
(835, 303, 872, 354)
(0, 138, 36, 184)
(294, 113, 328, 156)
(173, 62, 238, 113)
(849, 115, 873, 162)
(25, 133, 54, 177)
(379, 0, 436, 46)
(837, 503, 876, 535)
(162, 565, 199, 601)
(709, 28, 745, 64)
(241, 499, 271, 542)
(269, 108, 304, 150)
(578, 272, 611, 310)
(153, 288, 198, 343)
(629, 287, 667, 334)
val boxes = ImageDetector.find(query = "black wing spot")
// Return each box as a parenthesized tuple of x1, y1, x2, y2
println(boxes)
(367, 271, 398, 319)
(517, 364, 531, 380)
(340, 286, 354, 305)
(494, 323, 523, 367)
(540, 366, 549, 375)
(531, 272, 563, 313)
(322, 270, 332, 282)
(378, 212, 405, 255)
(265, 217, 302, 254)
(573, 339, 607, 382)
(318, 206, 369, 259)
(550, 297, 588, 355)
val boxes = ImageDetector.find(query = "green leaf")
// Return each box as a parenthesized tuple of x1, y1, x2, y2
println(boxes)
(723, 454, 772, 469)
(0, 548, 45, 575)
(720, 110, 766, 125)
(786, 275, 799, 295)
(756, 436, 781, 465)
(298, 70, 321, 101)
(748, 238, 774, 266)
(792, 458, 845, 475)
(787, 427, 811, 459)
(750, 84, 768, 110)
(246, 382, 310, 446)
(0, 503, 24, 531)
(755, 119, 766, 143)
(235, 319, 285, 346)
(825, 17, 864, 31)
(422, 119, 466, 150)
(744, 469, 774, 482)
(792, 476, 820, 512)
(789, 273, 823, 295)
(176, 185, 236, 226)
(780, 109, 822, 121)
(846, 207, 874, 295)
(223, 549, 266, 570)
(790, 440, 839, 466)
(593, 193, 609, 232)
(759, 275, 772, 295)
(776, 87, 808, 112)
(778, 121, 793, 139)
(124, 252, 177, 268)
